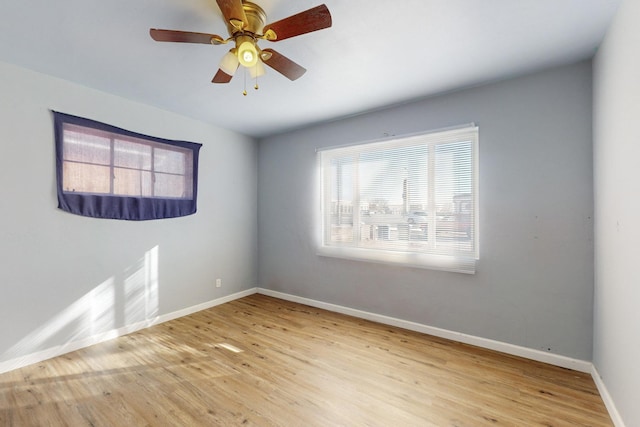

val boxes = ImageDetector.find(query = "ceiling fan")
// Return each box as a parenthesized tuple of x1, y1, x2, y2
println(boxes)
(150, 1, 332, 90)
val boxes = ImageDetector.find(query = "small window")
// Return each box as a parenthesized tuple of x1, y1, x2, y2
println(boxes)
(54, 112, 202, 220)
(318, 125, 478, 273)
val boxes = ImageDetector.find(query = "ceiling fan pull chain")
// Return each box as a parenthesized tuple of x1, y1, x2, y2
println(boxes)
(243, 67, 247, 96)
(254, 63, 259, 90)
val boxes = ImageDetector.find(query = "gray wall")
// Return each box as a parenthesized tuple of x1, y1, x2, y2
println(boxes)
(258, 61, 594, 360)
(0, 61, 258, 365)
(593, 0, 640, 424)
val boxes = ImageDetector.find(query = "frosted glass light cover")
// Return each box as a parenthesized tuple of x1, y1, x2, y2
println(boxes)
(219, 51, 239, 75)
(238, 41, 258, 67)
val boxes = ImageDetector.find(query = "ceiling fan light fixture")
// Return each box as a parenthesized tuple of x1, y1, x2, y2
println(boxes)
(237, 37, 258, 68)
(219, 49, 239, 75)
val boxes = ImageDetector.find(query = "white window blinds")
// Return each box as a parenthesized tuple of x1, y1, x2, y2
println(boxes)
(318, 125, 478, 273)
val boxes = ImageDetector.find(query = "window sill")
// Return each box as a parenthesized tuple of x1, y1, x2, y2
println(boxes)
(317, 245, 476, 274)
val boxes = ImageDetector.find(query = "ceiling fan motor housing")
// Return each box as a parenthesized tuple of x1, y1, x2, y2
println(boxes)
(227, 1, 266, 36)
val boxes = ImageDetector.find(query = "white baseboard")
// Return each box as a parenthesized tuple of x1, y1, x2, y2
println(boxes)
(591, 365, 626, 427)
(0, 287, 257, 375)
(257, 288, 593, 373)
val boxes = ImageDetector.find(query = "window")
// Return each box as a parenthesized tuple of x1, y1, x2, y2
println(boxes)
(318, 125, 478, 273)
(54, 112, 202, 220)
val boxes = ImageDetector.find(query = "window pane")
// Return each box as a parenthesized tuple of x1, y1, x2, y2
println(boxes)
(113, 167, 153, 197)
(63, 129, 111, 165)
(114, 139, 152, 170)
(63, 161, 111, 194)
(435, 141, 473, 249)
(155, 148, 187, 174)
(154, 173, 189, 198)
(360, 145, 429, 215)
(328, 157, 354, 243)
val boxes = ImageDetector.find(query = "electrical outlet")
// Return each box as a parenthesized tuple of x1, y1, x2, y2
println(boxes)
(216, 278, 222, 288)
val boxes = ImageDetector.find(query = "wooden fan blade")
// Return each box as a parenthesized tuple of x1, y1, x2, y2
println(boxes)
(212, 69, 234, 83)
(216, 0, 248, 29)
(261, 49, 306, 81)
(263, 4, 332, 42)
(150, 29, 223, 44)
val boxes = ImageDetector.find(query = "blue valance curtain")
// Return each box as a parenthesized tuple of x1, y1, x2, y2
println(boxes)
(54, 112, 202, 220)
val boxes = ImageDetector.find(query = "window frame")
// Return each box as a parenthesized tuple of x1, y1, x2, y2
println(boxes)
(317, 125, 479, 274)
(54, 111, 202, 221)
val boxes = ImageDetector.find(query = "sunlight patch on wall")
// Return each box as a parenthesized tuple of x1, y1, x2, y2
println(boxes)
(124, 245, 160, 324)
(0, 277, 115, 363)
(0, 246, 161, 371)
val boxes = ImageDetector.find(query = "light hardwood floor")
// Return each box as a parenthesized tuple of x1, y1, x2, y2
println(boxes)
(0, 294, 612, 426)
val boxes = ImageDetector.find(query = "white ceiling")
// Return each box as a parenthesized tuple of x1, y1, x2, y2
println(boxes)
(0, 0, 621, 138)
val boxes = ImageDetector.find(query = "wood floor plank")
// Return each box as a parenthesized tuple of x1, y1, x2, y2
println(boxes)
(0, 294, 612, 426)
